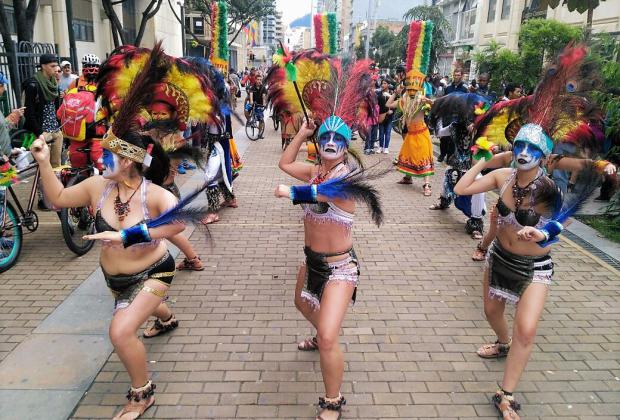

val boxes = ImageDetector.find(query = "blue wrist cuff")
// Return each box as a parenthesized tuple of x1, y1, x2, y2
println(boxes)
(537, 220, 563, 248)
(290, 185, 318, 205)
(120, 222, 151, 248)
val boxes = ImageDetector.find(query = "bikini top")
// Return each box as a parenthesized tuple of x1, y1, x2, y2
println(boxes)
(95, 179, 160, 247)
(496, 169, 549, 230)
(301, 164, 354, 229)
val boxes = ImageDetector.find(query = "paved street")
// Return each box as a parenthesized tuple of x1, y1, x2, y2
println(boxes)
(1, 123, 619, 420)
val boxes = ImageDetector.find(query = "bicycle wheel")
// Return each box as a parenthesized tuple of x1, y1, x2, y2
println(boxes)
(60, 174, 95, 256)
(245, 119, 260, 141)
(0, 201, 23, 273)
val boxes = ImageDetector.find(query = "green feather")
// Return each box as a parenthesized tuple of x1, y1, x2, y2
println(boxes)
(420, 20, 433, 74)
(218, 0, 228, 60)
(285, 62, 297, 82)
(327, 12, 338, 54)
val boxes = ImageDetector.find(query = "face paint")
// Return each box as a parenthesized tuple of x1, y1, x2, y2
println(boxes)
(318, 132, 347, 160)
(102, 149, 121, 178)
(513, 141, 544, 171)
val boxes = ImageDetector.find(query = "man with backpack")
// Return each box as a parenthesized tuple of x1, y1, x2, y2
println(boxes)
(56, 54, 104, 171)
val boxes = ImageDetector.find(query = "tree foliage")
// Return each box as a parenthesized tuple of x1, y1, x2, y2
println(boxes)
(355, 25, 400, 68)
(472, 41, 523, 93)
(101, 0, 163, 48)
(537, 0, 606, 14)
(178, 0, 276, 47)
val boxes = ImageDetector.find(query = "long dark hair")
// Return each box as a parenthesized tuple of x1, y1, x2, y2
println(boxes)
(119, 130, 170, 186)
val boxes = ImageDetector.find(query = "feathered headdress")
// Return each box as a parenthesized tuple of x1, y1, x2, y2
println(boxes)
(405, 20, 433, 93)
(209, 0, 229, 72)
(97, 45, 218, 132)
(474, 44, 603, 156)
(313, 13, 338, 55)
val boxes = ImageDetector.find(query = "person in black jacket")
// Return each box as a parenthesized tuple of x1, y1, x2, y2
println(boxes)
(438, 69, 468, 162)
(23, 54, 63, 168)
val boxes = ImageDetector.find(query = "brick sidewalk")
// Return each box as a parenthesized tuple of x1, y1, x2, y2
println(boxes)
(7, 125, 619, 419)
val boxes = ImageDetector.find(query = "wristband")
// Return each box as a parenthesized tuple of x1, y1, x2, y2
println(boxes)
(120, 222, 151, 248)
(289, 184, 318, 205)
(537, 220, 563, 248)
(593, 160, 611, 172)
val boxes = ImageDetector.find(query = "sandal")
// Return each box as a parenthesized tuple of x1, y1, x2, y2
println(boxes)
(492, 390, 521, 420)
(429, 197, 450, 210)
(397, 177, 412, 185)
(477, 338, 511, 359)
(471, 230, 484, 240)
(472, 242, 488, 261)
(176, 256, 205, 271)
(297, 336, 319, 351)
(201, 213, 219, 225)
(316, 394, 346, 420)
(223, 198, 238, 208)
(423, 183, 432, 196)
(113, 380, 156, 420)
(143, 314, 179, 338)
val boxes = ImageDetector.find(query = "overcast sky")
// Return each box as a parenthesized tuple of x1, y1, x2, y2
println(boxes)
(275, 0, 426, 27)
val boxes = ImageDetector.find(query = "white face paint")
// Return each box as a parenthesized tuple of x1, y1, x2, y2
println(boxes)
(318, 132, 347, 161)
(513, 141, 544, 171)
(102, 149, 121, 179)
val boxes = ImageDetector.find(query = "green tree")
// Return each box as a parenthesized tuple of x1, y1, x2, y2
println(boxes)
(402, 5, 452, 73)
(171, 0, 276, 48)
(472, 40, 523, 93)
(102, 0, 164, 47)
(518, 18, 583, 88)
(355, 25, 400, 68)
(537, 0, 607, 31)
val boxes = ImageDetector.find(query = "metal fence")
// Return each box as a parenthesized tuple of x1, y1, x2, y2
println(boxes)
(0, 41, 57, 110)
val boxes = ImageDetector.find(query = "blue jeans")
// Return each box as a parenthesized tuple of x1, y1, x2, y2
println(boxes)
(365, 125, 378, 151)
(379, 119, 393, 149)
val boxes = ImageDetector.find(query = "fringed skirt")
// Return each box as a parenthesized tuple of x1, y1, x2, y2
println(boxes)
(301, 247, 359, 311)
(395, 121, 434, 177)
(486, 241, 553, 305)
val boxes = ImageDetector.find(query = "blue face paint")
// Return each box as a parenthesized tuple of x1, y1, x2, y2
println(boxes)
(102, 150, 115, 172)
(513, 140, 543, 170)
(318, 132, 347, 160)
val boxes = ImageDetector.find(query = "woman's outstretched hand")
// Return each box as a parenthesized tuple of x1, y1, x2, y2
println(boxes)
(516, 226, 546, 242)
(83, 231, 122, 244)
(274, 184, 291, 198)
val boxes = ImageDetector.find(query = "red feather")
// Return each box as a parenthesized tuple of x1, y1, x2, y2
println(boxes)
(314, 14, 323, 52)
(406, 21, 421, 72)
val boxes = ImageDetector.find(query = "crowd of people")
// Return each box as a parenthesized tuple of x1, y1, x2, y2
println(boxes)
(0, 27, 618, 420)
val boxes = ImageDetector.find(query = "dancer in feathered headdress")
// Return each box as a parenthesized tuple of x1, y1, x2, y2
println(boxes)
(386, 20, 435, 195)
(453, 44, 616, 420)
(271, 52, 381, 419)
(31, 43, 218, 419)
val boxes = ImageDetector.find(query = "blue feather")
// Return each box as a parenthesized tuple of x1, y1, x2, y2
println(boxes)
(552, 163, 600, 224)
(146, 183, 209, 229)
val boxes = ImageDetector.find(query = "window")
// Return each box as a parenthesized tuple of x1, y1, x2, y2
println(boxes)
(4, 5, 17, 34)
(487, 0, 497, 22)
(185, 17, 191, 32)
(193, 18, 204, 35)
(73, 19, 94, 42)
(501, 0, 511, 19)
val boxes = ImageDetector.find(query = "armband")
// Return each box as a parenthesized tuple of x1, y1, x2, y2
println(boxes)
(289, 184, 318, 205)
(120, 222, 151, 248)
(537, 220, 563, 248)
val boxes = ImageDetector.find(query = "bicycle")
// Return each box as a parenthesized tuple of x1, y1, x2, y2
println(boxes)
(59, 144, 98, 256)
(245, 105, 265, 141)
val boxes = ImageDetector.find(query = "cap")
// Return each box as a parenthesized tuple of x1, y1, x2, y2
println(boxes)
(0, 72, 8, 86)
(39, 53, 58, 66)
(60, 60, 72, 68)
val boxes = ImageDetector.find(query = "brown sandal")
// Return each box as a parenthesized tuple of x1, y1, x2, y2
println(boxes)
(316, 394, 346, 420)
(143, 314, 178, 338)
(176, 256, 205, 271)
(472, 242, 487, 261)
(113, 381, 156, 420)
(397, 177, 412, 185)
(477, 338, 511, 359)
(297, 336, 319, 351)
(492, 390, 521, 420)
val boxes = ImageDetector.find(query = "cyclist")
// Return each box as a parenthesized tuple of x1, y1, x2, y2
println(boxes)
(58, 54, 104, 172)
(246, 73, 267, 139)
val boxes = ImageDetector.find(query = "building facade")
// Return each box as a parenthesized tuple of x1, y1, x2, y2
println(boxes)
(437, 0, 479, 78)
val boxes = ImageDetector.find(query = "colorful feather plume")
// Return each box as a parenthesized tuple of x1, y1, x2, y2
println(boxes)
(209, 0, 229, 71)
(0, 162, 18, 187)
(314, 13, 338, 55)
(430, 92, 493, 129)
(406, 20, 433, 75)
(145, 182, 211, 229)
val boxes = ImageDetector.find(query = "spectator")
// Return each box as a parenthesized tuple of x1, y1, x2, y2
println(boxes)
(377, 79, 394, 154)
(445, 69, 467, 95)
(501, 83, 522, 101)
(247, 73, 267, 138)
(58, 61, 77, 92)
(474, 73, 497, 103)
(0, 73, 25, 156)
(22, 54, 63, 169)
